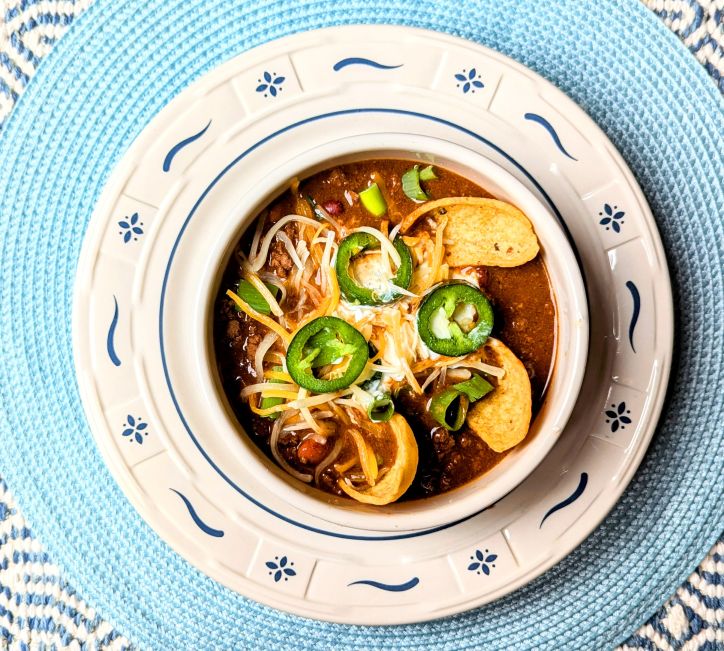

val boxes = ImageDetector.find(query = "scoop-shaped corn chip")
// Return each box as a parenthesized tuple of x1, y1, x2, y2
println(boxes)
(467, 338, 532, 452)
(444, 200, 539, 267)
(338, 414, 418, 505)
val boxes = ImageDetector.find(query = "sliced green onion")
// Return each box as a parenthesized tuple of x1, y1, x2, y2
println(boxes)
(259, 366, 285, 419)
(453, 374, 494, 402)
(428, 373, 492, 430)
(306, 195, 326, 221)
(401, 165, 429, 202)
(359, 183, 388, 217)
(430, 389, 469, 431)
(367, 394, 395, 423)
(359, 376, 395, 422)
(233, 280, 280, 315)
(419, 165, 437, 182)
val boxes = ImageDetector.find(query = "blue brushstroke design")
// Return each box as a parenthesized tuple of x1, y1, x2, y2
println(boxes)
(523, 112, 578, 161)
(625, 281, 640, 353)
(106, 296, 121, 367)
(333, 57, 403, 72)
(170, 489, 224, 538)
(539, 472, 588, 528)
(162, 120, 211, 173)
(347, 577, 420, 592)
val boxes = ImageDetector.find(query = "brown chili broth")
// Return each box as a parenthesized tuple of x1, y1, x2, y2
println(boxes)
(213, 159, 556, 499)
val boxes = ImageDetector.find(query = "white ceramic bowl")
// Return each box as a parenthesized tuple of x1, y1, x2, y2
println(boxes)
(200, 133, 588, 532)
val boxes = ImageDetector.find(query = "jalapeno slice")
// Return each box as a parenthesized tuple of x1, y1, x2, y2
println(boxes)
(335, 232, 413, 305)
(417, 282, 494, 356)
(286, 316, 369, 393)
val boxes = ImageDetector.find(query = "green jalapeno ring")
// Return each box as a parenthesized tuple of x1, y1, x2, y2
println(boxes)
(286, 316, 369, 393)
(417, 281, 494, 356)
(335, 232, 413, 305)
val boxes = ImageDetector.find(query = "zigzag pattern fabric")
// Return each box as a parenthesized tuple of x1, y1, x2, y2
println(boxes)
(643, 0, 724, 91)
(0, 0, 722, 648)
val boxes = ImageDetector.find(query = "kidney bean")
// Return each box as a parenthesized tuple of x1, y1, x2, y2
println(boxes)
(322, 200, 344, 216)
(297, 438, 329, 466)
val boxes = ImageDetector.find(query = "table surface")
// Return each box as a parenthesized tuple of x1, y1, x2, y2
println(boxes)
(0, 0, 722, 649)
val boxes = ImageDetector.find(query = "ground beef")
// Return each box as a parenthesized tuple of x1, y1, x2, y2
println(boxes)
(268, 239, 294, 278)
(278, 431, 300, 465)
(432, 427, 455, 458)
(263, 221, 298, 279)
(318, 467, 345, 497)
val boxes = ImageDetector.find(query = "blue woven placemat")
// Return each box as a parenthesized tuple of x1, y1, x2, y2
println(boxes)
(0, 0, 723, 649)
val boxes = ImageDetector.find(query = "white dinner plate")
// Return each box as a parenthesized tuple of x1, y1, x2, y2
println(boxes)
(73, 25, 673, 625)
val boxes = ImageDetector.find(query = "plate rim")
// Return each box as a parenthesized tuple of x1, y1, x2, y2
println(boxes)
(71, 24, 675, 625)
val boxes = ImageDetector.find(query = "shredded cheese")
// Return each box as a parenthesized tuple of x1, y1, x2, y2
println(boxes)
(250, 214, 323, 271)
(335, 398, 368, 414)
(248, 387, 352, 417)
(296, 388, 323, 434)
(255, 331, 280, 378)
(370, 335, 386, 362)
(242, 270, 284, 318)
(264, 369, 293, 382)
(388, 309, 422, 393)
(309, 223, 329, 265)
(389, 222, 402, 241)
(240, 383, 298, 398)
(245, 389, 300, 400)
(318, 231, 335, 295)
(275, 231, 305, 270)
(353, 226, 402, 268)
(299, 407, 321, 433)
(390, 286, 419, 299)
(334, 457, 357, 473)
(249, 213, 267, 262)
(313, 205, 343, 233)
(324, 257, 340, 315)
(235, 184, 507, 449)
(420, 368, 442, 392)
(411, 355, 466, 373)
(450, 359, 506, 379)
(226, 290, 292, 344)
(248, 396, 281, 417)
(287, 389, 354, 411)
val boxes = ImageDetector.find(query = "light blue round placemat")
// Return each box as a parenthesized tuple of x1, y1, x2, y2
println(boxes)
(0, 0, 722, 649)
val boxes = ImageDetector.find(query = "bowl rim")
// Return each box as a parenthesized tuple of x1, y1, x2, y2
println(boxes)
(199, 132, 589, 532)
